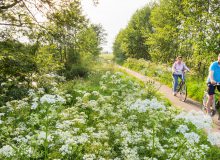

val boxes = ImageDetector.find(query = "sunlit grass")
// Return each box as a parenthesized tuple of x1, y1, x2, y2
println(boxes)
(99, 53, 114, 60)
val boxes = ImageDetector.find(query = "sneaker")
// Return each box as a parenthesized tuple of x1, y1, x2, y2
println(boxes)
(173, 92, 177, 96)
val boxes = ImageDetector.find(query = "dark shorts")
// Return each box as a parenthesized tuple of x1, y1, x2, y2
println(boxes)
(207, 82, 220, 95)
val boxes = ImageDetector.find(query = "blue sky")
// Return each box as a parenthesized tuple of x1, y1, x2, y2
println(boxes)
(81, 0, 150, 52)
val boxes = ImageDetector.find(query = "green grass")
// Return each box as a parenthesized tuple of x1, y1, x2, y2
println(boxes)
(99, 53, 114, 61)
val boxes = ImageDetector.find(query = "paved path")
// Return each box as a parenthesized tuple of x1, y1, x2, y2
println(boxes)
(118, 66, 220, 132)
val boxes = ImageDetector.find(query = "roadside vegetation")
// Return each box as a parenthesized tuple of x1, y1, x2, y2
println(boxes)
(1, 56, 220, 159)
(123, 58, 206, 101)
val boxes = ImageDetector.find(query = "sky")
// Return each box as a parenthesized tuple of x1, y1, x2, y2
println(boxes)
(81, 0, 151, 53)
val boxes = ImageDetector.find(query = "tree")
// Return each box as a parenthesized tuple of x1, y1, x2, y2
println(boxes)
(147, 0, 182, 63)
(0, 39, 37, 104)
(177, 0, 220, 76)
(78, 25, 105, 58)
(124, 6, 152, 59)
(113, 29, 127, 63)
(113, 5, 152, 62)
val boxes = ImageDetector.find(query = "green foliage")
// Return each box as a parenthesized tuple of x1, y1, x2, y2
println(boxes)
(147, 0, 181, 63)
(0, 53, 37, 77)
(1, 0, 105, 88)
(186, 79, 206, 101)
(113, 0, 220, 78)
(65, 64, 89, 79)
(35, 45, 64, 74)
(0, 39, 38, 104)
(113, 29, 127, 64)
(123, 6, 152, 59)
(77, 25, 105, 58)
(113, 5, 152, 63)
(46, 2, 105, 78)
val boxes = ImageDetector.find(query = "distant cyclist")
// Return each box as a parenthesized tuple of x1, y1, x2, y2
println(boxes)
(206, 54, 220, 114)
(172, 56, 190, 96)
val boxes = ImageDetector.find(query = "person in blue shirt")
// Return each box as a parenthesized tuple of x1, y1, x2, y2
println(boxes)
(206, 54, 220, 114)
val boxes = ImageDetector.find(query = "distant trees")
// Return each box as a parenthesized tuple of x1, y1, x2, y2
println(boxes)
(113, 29, 127, 64)
(113, 6, 152, 62)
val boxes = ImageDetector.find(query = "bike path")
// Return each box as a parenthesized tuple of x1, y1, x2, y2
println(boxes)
(118, 65, 220, 132)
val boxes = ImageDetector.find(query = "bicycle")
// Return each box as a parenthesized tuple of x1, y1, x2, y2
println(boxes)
(202, 83, 220, 119)
(172, 73, 187, 102)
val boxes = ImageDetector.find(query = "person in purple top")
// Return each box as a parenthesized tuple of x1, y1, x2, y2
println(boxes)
(172, 56, 190, 96)
(206, 54, 220, 113)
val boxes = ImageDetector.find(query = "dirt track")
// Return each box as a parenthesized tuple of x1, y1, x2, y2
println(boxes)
(118, 66, 220, 132)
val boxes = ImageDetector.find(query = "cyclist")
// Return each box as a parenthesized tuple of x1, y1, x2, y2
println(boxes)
(206, 54, 220, 114)
(172, 56, 190, 96)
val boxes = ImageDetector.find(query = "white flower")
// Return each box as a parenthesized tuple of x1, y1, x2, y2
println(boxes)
(65, 94, 72, 98)
(32, 97, 39, 102)
(91, 91, 100, 96)
(0, 113, 5, 117)
(59, 144, 71, 155)
(207, 132, 220, 146)
(175, 110, 212, 130)
(129, 98, 166, 112)
(176, 125, 189, 134)
(37, 131, 53, 144)
(184, 132, 200, 144)
(31, 81, 37, 88)
(51, 87, 58, 92)
(40, 94, 66, 104)
(28, 89, 35, 97)
(121, 146, 139, 160)
(13, 136, 28, 143)
(0, 145, 14, 157)
(1, 82, 7, 86)
(40, 94, 56, 104)
(37, 88, 45, 94)
(31, 102, 38, 109)
(100, 85, 107, 91)
(76, 133, 89, 144)
(200, 144, 210, 150)
(25, 147, 33, 157)
(83, 154, 96, 160)
(83, 92, 91, 98)
(88, 100, 98, 107)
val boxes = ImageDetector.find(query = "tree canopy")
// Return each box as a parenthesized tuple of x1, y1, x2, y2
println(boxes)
(113, 0, 220, 77)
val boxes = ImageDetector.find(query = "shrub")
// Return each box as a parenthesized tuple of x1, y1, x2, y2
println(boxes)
(65, 64, 89, 79)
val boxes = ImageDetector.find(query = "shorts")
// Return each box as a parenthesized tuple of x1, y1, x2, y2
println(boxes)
(207, 82, 220, 95)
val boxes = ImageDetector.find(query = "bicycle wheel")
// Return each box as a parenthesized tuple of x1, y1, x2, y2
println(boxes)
(202, 92, 216, 116)
(179, 82, 187, 101)
(216, 100, 220, 120)
(202, 92, 208, 114)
